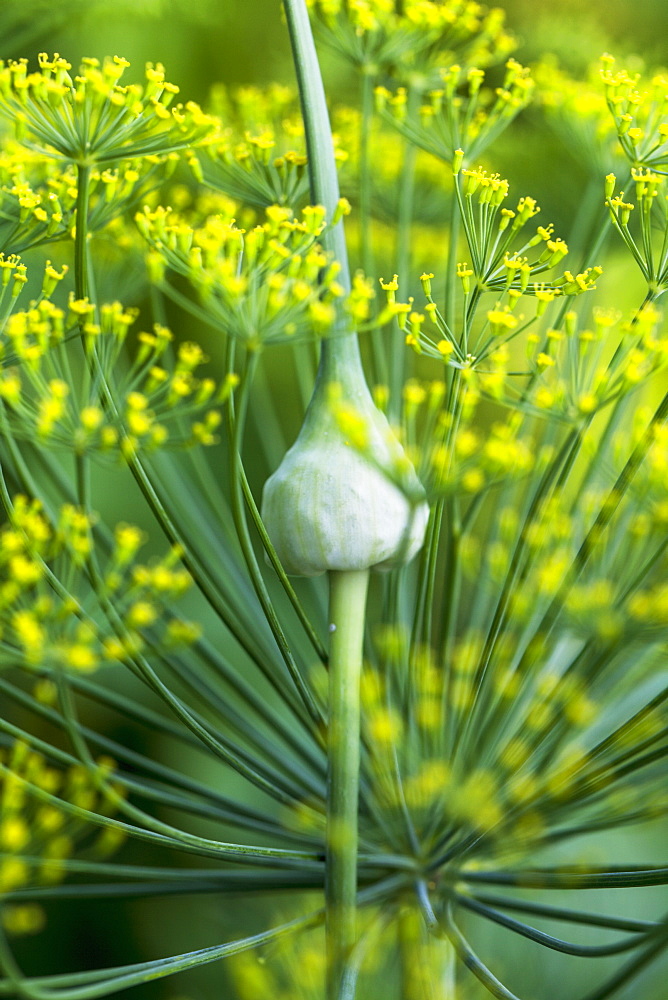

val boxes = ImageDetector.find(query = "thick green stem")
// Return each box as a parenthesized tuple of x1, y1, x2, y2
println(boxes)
(282, 0, 368, 393)
(326, 568, 369, 1000)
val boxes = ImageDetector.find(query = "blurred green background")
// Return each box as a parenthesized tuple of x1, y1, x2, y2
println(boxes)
(1, 1, 667, 998)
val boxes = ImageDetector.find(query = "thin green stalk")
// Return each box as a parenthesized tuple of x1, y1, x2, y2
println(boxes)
(387, 85, 420, 412)
(445, 201, 461, 335)
(359, 67, 376, 282)
(359, 66, 389, 391)
(281, 9, 402, 995)
(74, 164, 91, 301)
(326, 568, 369, 1000)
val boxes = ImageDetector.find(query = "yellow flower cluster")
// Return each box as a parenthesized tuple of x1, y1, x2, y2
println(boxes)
(605, 169, 668, 292)
(361, 623, 602, 850)
(138, 201, 355, 347)
(0, 738, 124, 933)
(600, 53, 668, 170)
(0, 495, 199, 671)
(0, 254, 29, 331)
(0, 287, 227, 454)
(192, 82, 349, 210)
(377, 58, 533, 164)
(383, 190, 599, 375)
(525, 303, 668, 420)
(0, 143, 171, 253)
(360, 472, 668, 857)
(305, 0, 515, 76)
(401, 386, 535, 497)
(0, 54, 215, 164)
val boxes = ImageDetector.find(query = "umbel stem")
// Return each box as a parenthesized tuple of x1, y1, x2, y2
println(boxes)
(326, 569, 369, 997)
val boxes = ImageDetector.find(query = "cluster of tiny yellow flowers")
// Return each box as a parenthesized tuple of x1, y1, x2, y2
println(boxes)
(523, 303, 668, 420)
(0, 143, 173, 254)
(393, 379, 536, 498)
(485, 482, 666, 645)
(0, 253, 30, 329)
(333, 104, 443, 194)
(305, 0, 515, 77)
(0, 739, 125, 935)
(208, 81, 299, 129)
(0, 495, 199, 670)
(137, 200, 365, 347)
(0, 291, 228, 454)
(191, 82, 350, 210)
(376, 58, 533, 165)
(364, 539, 667, 860)
(374, 154, 607, 391)
(605, 169, 668, 291)
(230, 926, 331, 1000)
(451, 162, 600, 302)
(600, 53, 668, 170)
(381, 254, 601, 382)
(102, 524, 201, 657)
(0, 54, 215, 164)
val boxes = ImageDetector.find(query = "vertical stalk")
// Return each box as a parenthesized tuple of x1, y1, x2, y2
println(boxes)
(358, 67, 375, 283)
(281, 7, 381, 993)
(326, 568, 369, 999)
(75, 164, 92, 302)
(359, 66, 389, 390)
(390, 84, 419, 415)
(283, 0, 370, 397)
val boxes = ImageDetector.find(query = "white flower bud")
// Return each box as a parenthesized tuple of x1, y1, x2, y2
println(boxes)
(261, 381, 429, 577)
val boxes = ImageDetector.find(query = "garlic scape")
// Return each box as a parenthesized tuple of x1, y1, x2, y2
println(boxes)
(261, 345, 429, 577)
(264, 0, 429, 581)
(275, 4, 429, 997)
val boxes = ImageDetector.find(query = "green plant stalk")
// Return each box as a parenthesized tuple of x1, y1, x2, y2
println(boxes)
(358, 68, 374, 278)
(75, 164, 91, 302)
(326, 568, 369, 999)
(359, 66, 389, 391)
(390, 84, 419, 413)
(281, 4, 429, 993)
